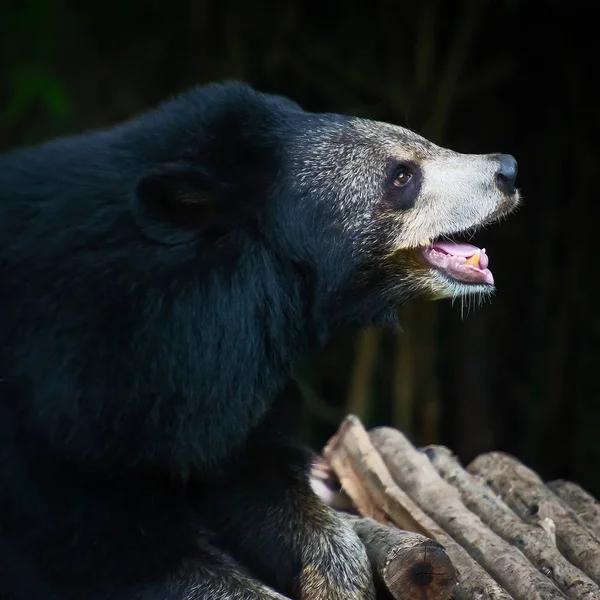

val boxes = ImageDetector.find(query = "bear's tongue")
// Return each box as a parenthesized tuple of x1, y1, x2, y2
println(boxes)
(422, 241, 494, 285)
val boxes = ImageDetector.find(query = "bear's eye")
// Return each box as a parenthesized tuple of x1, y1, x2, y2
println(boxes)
(393, 168, 412, 187)
(385, 160, 422, 211)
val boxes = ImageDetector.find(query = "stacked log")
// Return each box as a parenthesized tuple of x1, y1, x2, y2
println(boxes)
(311, 415, 600, 600)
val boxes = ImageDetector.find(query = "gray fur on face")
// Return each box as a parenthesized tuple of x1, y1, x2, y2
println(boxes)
(393, 152, 514, 249)
(348, 118, 519, 249)
(286, 114, 519, 302)
(290, 117, 387, 235)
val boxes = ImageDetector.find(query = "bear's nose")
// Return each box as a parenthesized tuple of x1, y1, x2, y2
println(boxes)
(495, 154, 518, 194)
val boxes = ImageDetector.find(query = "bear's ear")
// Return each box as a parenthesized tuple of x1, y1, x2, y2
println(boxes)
(132, 168, 225, 245)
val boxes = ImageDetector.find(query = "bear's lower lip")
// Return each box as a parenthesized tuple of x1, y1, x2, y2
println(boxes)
(422, 241, 494, 286)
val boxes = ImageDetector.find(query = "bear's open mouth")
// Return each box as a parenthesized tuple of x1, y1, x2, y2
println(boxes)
(422, 240, 493, 286)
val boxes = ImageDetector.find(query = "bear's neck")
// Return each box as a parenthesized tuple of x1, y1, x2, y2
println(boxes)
(152, 252, 313, 476)
(37, 244, 318, 477)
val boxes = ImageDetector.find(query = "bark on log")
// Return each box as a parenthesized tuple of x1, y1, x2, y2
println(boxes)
(323, 415, 512, 600)
(548, 480, 600, 541)
(425, 445, 600, 600)
(370, 427, 567, 600)
(468, 452, 600, 586)
(341, 514, 456, 600)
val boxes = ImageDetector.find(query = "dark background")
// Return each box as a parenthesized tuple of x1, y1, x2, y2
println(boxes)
(1, 1, 598, 493)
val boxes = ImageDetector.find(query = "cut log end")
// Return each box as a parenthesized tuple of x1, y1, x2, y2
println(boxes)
(342, 515, 457, 600)
(384, 539, 456, 600)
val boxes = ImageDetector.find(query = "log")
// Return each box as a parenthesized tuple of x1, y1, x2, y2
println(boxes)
(468, 452, 600, 586)
(370, 428, 567, 600)
(323, 415, 512, 600)
(342, 514, 456, 600)
(548, 480, 600, 541)
(313, 451, 456, 599)
(425, 445, 600, 600)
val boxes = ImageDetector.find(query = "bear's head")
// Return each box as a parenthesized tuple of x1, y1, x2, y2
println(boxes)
(133, 82, 519, 332)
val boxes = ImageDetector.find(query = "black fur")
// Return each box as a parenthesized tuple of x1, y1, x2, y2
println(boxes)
(0, 82, 401, 599)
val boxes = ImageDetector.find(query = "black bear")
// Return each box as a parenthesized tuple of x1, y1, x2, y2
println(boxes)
(0, 82, 519, 600)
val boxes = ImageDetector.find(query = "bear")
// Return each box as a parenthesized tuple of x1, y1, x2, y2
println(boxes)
(0, 82, 519, 600)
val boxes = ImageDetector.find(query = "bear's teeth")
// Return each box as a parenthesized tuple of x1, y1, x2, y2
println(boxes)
(464, 250, 481, 267)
